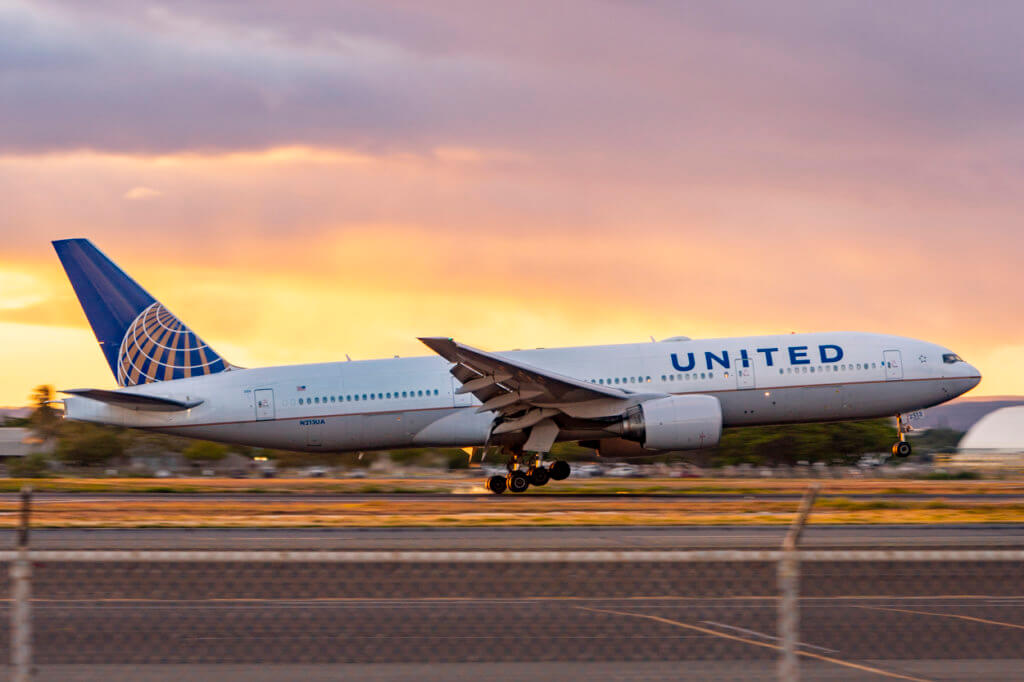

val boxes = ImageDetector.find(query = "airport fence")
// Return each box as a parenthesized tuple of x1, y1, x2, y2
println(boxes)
(4, 493, 1024, 681)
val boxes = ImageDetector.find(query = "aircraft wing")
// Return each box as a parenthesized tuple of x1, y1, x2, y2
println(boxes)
(61, 389, 203, 412)
(418, 337, 668, 450)
(418, 337, 627, 412)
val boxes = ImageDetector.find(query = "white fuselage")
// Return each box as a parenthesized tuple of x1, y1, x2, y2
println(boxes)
(64, 332, 981, 452)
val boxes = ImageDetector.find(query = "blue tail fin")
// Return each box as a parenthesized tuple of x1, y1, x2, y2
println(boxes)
(53, 239, 230, 387)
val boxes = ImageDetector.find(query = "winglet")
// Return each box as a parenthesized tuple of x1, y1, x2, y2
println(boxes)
(417, 337, 460, 362)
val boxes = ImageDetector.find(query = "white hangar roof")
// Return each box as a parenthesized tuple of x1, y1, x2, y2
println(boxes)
(958, 407, 1024, 452)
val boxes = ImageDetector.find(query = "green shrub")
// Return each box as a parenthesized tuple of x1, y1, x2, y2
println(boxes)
(7, 452, 51, 478)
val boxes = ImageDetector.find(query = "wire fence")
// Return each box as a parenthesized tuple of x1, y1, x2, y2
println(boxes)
(4, 492, 1024, 681)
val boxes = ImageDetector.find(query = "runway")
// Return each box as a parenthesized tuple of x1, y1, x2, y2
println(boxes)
(5, 527, 1024, 680)
(8, 552, 1024, 681)
(4, 524, 1024, 550)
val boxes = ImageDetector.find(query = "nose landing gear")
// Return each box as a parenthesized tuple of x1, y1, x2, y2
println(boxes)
(891, 413, 913, 457)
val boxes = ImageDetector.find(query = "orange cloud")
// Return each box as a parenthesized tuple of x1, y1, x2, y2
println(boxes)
(0, 145, 1020, 404)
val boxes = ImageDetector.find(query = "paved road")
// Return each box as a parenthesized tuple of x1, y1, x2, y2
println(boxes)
(4, 524, 1024, 550)
(5, 555, 1023, 681)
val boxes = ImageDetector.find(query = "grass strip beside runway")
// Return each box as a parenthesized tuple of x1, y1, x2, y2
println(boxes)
(4, 494, 1024, 527)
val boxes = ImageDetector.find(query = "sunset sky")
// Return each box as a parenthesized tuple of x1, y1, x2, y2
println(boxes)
(2, 1, 1023, 405)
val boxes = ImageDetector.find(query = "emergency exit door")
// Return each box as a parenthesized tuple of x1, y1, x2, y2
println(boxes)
(883, 350, 903, 380)
(254, 389, 275, 420)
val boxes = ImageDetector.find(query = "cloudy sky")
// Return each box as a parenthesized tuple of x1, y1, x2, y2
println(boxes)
(1, 0, 1022, 405)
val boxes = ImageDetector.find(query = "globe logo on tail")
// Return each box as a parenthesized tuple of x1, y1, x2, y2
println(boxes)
(116, 302, 228, 386)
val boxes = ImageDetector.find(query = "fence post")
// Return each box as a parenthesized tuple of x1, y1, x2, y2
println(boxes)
(11, 486, 32, 682)
(778, 483, 818, 682)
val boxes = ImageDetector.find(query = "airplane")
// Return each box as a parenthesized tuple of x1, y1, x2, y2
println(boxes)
(53, 238, 981, 494)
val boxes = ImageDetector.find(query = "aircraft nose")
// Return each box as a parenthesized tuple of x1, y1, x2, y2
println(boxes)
(966, 364, 982, 389)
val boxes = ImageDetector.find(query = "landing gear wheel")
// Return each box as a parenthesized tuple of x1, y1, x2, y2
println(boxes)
(548, 460, 571, 481)
(507, 470, 530, 494)
(892, 441, 912, 457)
(486, 474, 507, 494)
(528, 467, 550, 487)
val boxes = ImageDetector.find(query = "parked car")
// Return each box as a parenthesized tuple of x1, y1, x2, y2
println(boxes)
(606, 464, 638, 478)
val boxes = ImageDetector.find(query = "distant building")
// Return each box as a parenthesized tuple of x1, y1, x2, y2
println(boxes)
(917, 398, 1024, 432)
(0, 428, 46, 458)
(942, 407, 1024, 470)
(959, 407, 1024, 452)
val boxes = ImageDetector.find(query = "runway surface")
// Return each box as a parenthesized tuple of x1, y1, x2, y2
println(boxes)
(5, 552, 1024, 681)
(4, 524, 1024, 550)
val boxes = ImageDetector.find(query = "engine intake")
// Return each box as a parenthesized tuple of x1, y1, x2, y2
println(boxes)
(611, 395, 722, 451)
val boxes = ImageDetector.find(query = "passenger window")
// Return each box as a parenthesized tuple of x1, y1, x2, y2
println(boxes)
(370, 394, 375, 400)
(434, 389, 439, 395)
(700, 373, 706, 379)
(810, 367, 814, 373)
(330, 396, 336, 402)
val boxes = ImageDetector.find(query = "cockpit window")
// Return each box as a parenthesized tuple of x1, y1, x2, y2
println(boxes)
(943, 353, 964, 364)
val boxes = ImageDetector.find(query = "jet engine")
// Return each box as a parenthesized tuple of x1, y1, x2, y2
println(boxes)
(609, 394, 722, 451)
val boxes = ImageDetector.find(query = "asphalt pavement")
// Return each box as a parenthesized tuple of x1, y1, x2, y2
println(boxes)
(3, 525, 1024, 680)
(3, 524, 1024, 550)
(3, 552, 1022, 681)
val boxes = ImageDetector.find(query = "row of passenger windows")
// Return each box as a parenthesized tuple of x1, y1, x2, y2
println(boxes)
(661, 372, 715, 382)
(589, 376, 653, 385)
(592, 364, 877, 385)
(298, 389, 440, 406)
(778, 362, 877, 375)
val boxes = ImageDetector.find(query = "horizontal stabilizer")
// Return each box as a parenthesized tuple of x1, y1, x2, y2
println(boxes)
(61, 389, 203, 412)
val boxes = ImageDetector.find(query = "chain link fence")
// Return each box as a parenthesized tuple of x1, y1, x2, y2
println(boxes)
(4, 550, 1024, 681)
(3, 490, 1024, 681)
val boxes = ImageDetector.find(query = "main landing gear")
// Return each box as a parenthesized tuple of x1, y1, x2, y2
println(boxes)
(891, 414, 913, 458)
(485, 452, 571, 494)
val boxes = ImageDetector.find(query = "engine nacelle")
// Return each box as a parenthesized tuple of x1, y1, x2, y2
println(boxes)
(613, 395, 722, 451)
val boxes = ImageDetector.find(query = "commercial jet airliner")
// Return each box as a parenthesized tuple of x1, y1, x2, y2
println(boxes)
(53, 239, 981, 493)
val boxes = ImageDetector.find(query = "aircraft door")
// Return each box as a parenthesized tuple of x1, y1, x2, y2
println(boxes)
(254, 388, 275, 420)
(883, 350, 903, 380)
(736, 364, 755, 389)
